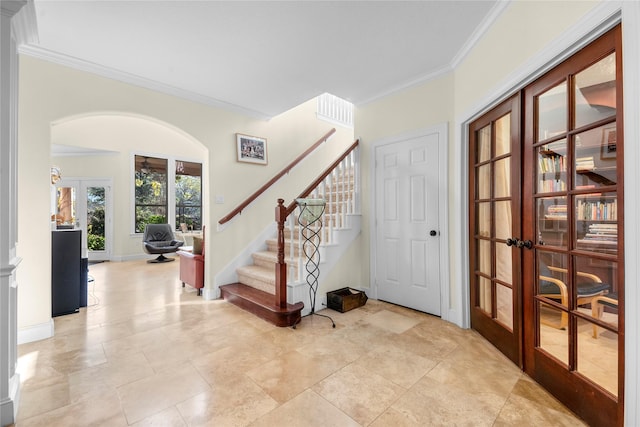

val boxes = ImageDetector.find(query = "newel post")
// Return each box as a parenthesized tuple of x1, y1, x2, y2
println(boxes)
(275, 199, 288, 308)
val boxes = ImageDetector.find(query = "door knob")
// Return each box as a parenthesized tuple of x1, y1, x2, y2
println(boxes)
(430, 230, 438, 236)
(506, 237, 518, 247)
(518, 239, 533, 250)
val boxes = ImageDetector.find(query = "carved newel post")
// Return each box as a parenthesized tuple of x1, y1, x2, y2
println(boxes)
(275, 199, 287, 308)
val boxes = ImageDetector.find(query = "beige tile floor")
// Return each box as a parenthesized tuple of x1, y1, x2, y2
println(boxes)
(15, 259, 587, 426)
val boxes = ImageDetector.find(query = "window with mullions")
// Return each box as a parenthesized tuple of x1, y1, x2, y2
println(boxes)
(175, 160, 202, 231)
(135, 155, 168, 233)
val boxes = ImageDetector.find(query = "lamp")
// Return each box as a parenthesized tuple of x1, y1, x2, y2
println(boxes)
(294, 198, 335, 328)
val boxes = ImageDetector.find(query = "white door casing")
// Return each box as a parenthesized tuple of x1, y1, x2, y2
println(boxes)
(371, 124, 449, 317)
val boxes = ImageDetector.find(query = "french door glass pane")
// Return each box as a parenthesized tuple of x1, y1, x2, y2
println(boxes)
(537, 138, 567, 193)
(493, 158, 510, 198)
(477, 164, 490, 199)
(495, 114, 511, 156)
(477, 239, 491, 275)
(573, 256, 618, 318)
(537, 82, 567, 141)
(537, 196, 567, 248)
(496, 284, 513, 330)
(495, 243, 512, 284)
(539, 301, 569, 365)
(476, 202, 490, 237)
(477, 125, 491, 163)
(537, 251, 568, 308)
(574, 124, 617, 188)
(574, 53, 616, 129)
(478, 276, 491, 314)
(87, 187, 106, 251)
(577, 317, 618, 397)
(494, 201, 512, 240)
(574, 191, 617, 254)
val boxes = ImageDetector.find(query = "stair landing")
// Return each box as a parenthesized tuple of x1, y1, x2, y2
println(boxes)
(220, 282, 303, 327)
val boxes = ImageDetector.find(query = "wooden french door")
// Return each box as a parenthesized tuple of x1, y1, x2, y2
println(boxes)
(522, 26, 623, 426)
(469, 95, 522, 366)
(470, 25, 623, 427)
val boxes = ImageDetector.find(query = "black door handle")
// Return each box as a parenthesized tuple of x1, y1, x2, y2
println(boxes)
(430, 230, 438, 236)
(518, 239, 533, 250)
(506, 237, 518, 247)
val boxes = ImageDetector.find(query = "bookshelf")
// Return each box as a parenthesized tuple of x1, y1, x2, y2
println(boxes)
(537, 142, 567, 194)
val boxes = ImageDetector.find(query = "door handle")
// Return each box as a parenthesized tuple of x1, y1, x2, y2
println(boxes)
(517, 239, 533, 250)
(506, 237, 518, 247)
(506, 238, 532, 249)
(430, 230, 438, 237)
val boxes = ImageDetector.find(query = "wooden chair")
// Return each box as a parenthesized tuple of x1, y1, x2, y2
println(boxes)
(591, 293, 618, 338)
(539, 265, 610, 330)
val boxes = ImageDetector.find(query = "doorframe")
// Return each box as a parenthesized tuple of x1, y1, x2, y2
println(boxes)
(451, 2, 640, 424)
(369, 122, 450, 322)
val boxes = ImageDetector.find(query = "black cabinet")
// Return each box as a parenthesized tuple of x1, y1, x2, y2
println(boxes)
(52, 229, 81, 316)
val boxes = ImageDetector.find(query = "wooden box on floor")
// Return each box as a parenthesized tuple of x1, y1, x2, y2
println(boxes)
(327, 287, 368, 313)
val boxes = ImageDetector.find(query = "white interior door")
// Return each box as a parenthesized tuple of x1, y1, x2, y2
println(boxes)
(375, 134, 441, 315)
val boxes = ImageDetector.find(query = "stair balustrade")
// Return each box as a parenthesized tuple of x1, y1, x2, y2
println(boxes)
(275, 140, 360, 309)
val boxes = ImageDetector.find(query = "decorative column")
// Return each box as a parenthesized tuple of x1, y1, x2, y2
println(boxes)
(1, 1, 26, 425)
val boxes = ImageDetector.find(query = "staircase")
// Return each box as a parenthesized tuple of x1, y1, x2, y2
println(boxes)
(219, 143, 360, 327)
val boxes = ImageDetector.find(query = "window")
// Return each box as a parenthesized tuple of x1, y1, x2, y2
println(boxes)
(175, 160, 202, 231)
(134, 155, 168, 233)
(134, 155, 203, 233)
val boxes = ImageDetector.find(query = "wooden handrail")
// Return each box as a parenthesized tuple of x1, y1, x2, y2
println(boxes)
(218, 128, 337, 225)
(285, 139, 360, 216)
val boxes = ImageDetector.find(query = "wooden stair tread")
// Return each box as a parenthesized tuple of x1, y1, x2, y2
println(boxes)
(220, 283, 303, 327)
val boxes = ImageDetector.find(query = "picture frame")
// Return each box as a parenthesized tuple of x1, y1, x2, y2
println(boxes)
(601, 126, 617, 160)
(236, 133, 268, 165)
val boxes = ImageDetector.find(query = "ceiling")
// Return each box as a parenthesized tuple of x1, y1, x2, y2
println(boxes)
(24, 1, 501, 119)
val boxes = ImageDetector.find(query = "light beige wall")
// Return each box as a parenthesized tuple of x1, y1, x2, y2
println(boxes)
(353, 0, 600, 319)
(18, 56, 353, 333)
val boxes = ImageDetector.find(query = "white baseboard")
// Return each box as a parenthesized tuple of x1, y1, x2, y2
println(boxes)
(202, 287, 219, 301)
(17, 318, 54, 344)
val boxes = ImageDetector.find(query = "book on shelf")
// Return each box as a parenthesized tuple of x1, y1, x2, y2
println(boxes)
(576, 156, 595, 171)
(576, 199, 617, 220)
(538, 179, 566, 192)
(538, 155, 566, 173)
(577, 223, 618, 247)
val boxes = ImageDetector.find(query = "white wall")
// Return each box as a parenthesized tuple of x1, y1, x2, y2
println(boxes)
(17, 56, 354, 339)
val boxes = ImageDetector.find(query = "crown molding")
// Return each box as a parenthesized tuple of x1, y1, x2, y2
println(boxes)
(12, 0, 37, 45)
(1, 1, 26, 18)
(17, 44, 271, 120)
(356, 64, 453, 107)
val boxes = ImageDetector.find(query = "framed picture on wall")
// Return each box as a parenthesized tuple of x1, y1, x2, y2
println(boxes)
(236, 133, 268, 165)
(601, 125, 617, 160)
